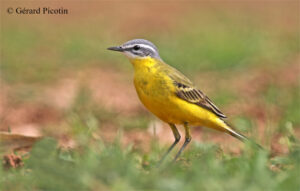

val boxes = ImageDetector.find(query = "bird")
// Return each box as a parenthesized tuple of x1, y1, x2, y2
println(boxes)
(107, 39, 260, 163)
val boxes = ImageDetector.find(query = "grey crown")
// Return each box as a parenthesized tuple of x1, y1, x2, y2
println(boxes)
(122, 39, 161, 58)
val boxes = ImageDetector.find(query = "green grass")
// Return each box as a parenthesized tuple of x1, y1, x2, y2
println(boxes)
(282, 86, 300, 124)
(157, 14, 299, 74)
(1, 93, 299, 191)
(1, 133, 299, 191)
(1, 24, 120, 84)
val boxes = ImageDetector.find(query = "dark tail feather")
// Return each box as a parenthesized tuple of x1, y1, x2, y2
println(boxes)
(224, 122, 263, 150)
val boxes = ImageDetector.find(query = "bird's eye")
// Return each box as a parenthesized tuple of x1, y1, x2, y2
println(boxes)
(133, 45, 140, 51)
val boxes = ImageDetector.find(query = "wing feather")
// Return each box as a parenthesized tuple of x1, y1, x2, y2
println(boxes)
(174, 81, 227, 118)
(157, 59, 226, 118)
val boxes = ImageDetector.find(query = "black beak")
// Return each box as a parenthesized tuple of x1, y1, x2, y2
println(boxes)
(107, 46, 124, 52)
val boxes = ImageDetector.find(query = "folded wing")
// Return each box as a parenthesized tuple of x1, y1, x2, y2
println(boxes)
(174, 81, 227, 119)
(159, 59, 227, 119)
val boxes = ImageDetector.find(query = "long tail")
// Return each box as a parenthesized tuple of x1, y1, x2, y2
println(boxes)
(222, 121, 263, 149)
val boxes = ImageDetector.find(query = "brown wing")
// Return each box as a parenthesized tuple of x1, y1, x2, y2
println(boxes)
(174, 81, 227, 118)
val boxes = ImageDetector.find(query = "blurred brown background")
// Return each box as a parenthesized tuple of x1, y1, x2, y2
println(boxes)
(1, 1, 299, 154)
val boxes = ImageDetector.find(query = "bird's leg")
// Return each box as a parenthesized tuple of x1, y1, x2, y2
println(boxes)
(173, 122, 192, 162)
(158, 123, 181, 164)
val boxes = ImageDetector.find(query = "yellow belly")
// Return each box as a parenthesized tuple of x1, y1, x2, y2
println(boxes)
(136, 85, 220, 127)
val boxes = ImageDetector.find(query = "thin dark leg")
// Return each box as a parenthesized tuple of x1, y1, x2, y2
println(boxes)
(173, 123, 192, 162)
(158, 123, 181, 165)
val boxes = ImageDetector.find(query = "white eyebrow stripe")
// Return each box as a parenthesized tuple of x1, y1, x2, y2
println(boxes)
(124, 44, 156, 53)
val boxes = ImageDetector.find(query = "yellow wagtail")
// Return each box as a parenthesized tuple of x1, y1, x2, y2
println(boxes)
(108, 39, 260, 162)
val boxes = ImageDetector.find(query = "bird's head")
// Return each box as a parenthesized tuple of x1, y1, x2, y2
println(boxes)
(107, 39, 160, 60)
